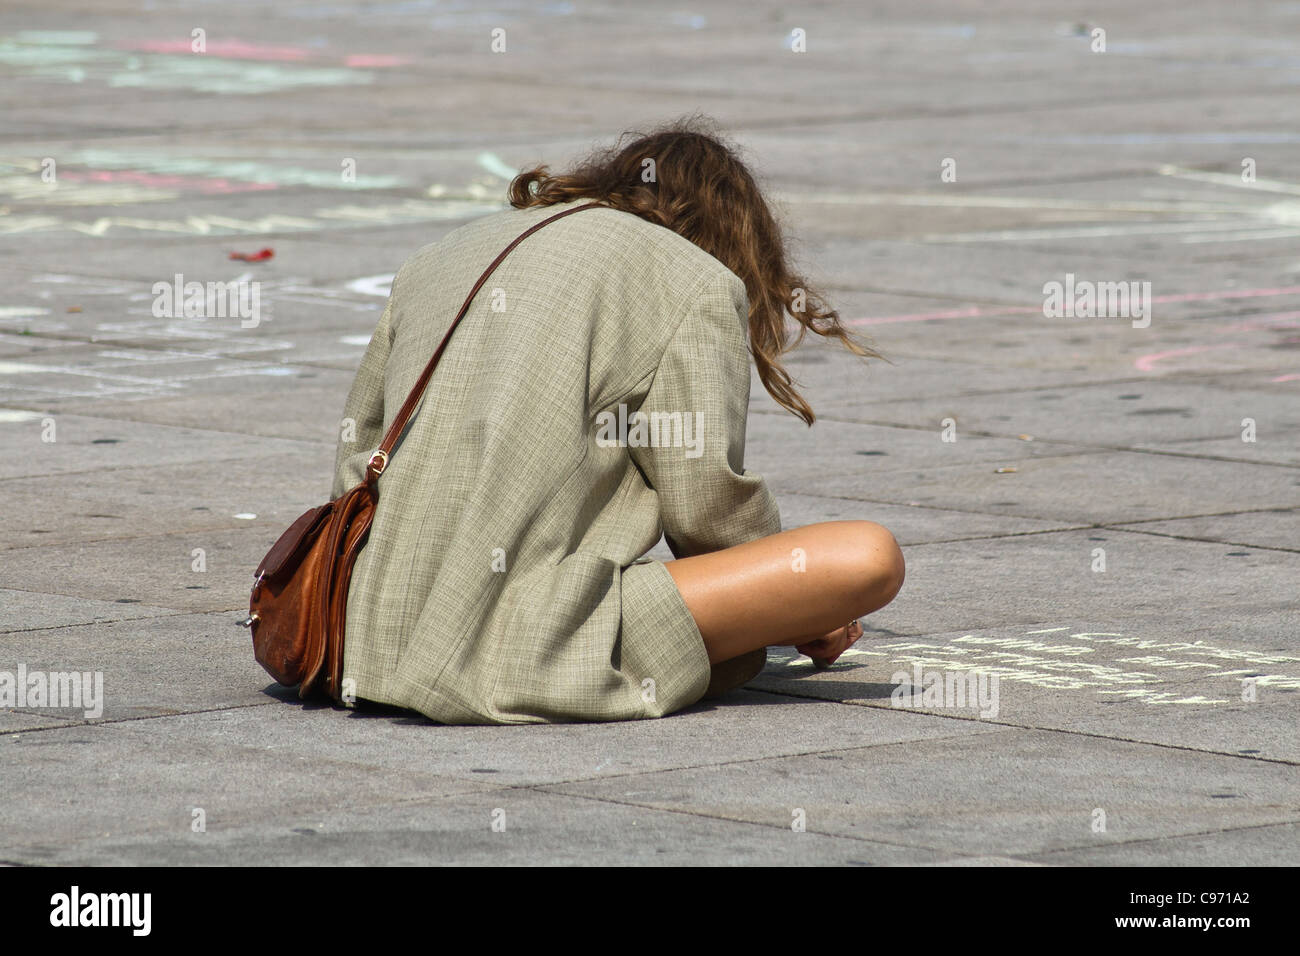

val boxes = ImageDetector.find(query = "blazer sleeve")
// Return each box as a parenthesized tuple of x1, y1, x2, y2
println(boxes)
(331, 290, 396, 500)
(628, 269, 783, 558)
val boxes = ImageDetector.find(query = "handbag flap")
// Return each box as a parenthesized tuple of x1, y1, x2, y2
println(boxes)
(256, 502, 333, 579)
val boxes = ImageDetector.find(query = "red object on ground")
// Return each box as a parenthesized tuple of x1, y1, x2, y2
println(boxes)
(229, 247, 275, 262)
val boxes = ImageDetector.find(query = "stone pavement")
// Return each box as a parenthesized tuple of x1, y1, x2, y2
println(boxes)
(0, 1, 1296, 865)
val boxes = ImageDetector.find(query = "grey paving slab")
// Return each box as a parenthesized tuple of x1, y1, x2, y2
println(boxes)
(46, 382, 360, 442)
(0, 329, 92, 361)
(0, 337, 365, 379)
(1143, 434, 1300, 467)
(753, 83, 1300, 189)
(6, 786, 952, 867)
(0, 525, 298, 613)
(546, 730, 1300, 860)
(0, 340, 359, 405)
(756, 340, 1155, 409)
(0, 719, 498, 864)
(774, 491, 1079, 545)
(0, 611, 280, 720)
(836, 380, 1300, 452)
(4, 230, 454, 287)
(0, 587, 176, 632)
(780, 450, 1300, 524)
(1068, 701, 1300, 766)
(756, 617, 1300, 762)
(800, 237, 1288, 324)
(0, 412, 323, 480)
(746, 409, 1092, 482)
(869, 320, 1295, 384)
(916, 855, 1047, 866)
(0, 449, 334, 551)
(100, 688, 1003, 787)
(1114, 508, 1300, 553)
(862, 527, 1299, 637)
(0, 709, 80, 733)
(1024, 820, 1300, 866)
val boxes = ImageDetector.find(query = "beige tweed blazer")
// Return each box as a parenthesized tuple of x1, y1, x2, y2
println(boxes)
(331, 198, 782, 724)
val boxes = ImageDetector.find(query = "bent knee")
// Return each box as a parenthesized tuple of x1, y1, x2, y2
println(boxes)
(846, 521, 905, 611)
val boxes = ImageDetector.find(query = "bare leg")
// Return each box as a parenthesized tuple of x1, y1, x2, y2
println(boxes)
(664, 521, 905, 665)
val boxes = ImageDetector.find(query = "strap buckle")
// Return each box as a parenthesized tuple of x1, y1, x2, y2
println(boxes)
(367, 449, 389, 476)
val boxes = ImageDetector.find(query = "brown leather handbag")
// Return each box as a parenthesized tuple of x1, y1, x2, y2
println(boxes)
(242, 201, 604, 702)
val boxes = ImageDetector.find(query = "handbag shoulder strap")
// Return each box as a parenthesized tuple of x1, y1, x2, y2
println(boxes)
(363, 200, 604, 483)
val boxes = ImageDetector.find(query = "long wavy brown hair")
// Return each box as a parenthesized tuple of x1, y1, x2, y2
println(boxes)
(507, 116, 881, 425)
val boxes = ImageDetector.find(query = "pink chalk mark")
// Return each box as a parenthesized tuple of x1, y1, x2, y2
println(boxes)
(118, 39, 313, 61)
(849, 305, 1003, 326)
(60, 169, 278, 195)
(344, 54, 413, 68)
(1270, 373, 1300, 382)
(1155, 286, 1300, 304)
(1134, 343, 1241, 372)
(1215, 311, 1300, 333)
(114, 39, 411, 68)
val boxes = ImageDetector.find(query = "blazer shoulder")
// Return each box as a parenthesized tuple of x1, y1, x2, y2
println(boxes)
(390, 202, 747, 318)
(593, 206, 740, 279)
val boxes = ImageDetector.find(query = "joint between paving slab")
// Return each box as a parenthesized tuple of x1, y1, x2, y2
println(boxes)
(488, 726, 1012, 796)
(0, 583, 214, 613)
(775, 484, 1299, 530)
(774, 412, 1300, 470)
(902, 519, 1300, 553)
(1025, 816, 1300, 861)
(1101, 525, 1300, 555)
(744, 687, 1300, 766)
(0, 519, 307, 554)
(2, 700, 277, 736)
(0, 608, 190, 636)
(524, 782, 1019, 861)
(0, 411, 332, 456)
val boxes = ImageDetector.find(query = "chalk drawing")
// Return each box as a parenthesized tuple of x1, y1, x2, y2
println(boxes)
(1127, 307, 1300, 372)
(1160, 165, 1300, 197)
(116, 39, 313, 61)
(0, 272, 404, 401)
(116, 38, 415, 69)
(61, 170, 278, 194)
(345, 275, 395, 297)
(0, 168, 278, 208)
(1134, 344, 1242, 372)
(1215, 312, 1300, 333)
(0, 172, 173, 207)
(477, 152, 519, 181)
(781, 171, 1300, 246)
(776, 625, 1300, 705)
(344, 54, 412, 67)
(14, 150, 405, 190)
(0, 32, 385, 95)
(280, 0, 575, 24)
(0, 199, 504, 237)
